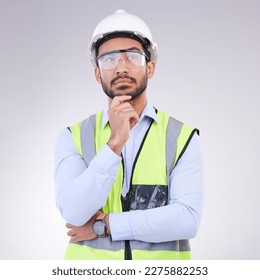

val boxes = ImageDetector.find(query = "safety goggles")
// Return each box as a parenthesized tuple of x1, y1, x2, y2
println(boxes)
(96, 49, 149, 70)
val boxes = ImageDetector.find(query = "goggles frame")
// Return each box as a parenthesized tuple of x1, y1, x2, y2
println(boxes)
(96, 49, 149, 70)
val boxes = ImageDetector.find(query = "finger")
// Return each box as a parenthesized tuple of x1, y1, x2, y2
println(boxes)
(110, 95, 132, 108)
(71, 234, 85, 242)
(110, 102, 137, 113)
(113, 95, 132, 102)
(67, 229, 75, 237)
(66, 223, 74, 229)
(71, 235, 78, 242)
(109, 103, 134, 115)
(127, 109, 139, 121)
(129, 115, 139, 128)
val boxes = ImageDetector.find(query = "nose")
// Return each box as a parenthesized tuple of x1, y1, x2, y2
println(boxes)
(115, 58, 129, 75)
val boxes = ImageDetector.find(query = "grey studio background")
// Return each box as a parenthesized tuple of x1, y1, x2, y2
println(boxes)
(0, 0, 259, 260)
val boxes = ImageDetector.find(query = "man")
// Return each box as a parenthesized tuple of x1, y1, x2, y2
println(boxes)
(54, 9, 203, 260)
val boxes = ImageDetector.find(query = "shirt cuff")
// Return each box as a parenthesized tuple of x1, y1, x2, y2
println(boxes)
(92, 144, 121, 177)
(109, 212, 133, 241)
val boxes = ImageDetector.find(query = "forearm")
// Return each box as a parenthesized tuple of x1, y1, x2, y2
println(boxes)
(109, 134, 203, 243)
(109, 202, 201, 242)
(55, 128, 121, 226)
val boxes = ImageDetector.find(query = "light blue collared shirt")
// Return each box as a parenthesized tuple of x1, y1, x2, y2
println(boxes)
(54, 102, 203, 242)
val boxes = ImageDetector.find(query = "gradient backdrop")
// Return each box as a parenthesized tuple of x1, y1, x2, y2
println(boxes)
(0, 0, 259, 259)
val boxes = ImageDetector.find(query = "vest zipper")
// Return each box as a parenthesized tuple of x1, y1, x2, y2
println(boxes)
(122, 189, 132, 260)
(121, 119, 155, 260)
(121, 156, 132, 260)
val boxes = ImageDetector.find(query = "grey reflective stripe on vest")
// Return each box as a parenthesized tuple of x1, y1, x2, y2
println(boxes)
(80, 114, 183, 174)
(80, 114, 96, 166)
(70, 234, 190, 252)
(70, 237, 124, 251)
(166, 117, 183, 177)
(130, 239, 190, 252)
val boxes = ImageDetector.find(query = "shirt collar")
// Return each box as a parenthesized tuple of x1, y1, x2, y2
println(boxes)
(102, 101, 159, 128)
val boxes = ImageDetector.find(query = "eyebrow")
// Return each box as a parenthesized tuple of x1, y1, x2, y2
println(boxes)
(126, 47, 143, 52)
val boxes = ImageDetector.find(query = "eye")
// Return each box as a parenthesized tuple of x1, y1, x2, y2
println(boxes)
(127, 53, 139, 61)
(103, 56, 116, 63)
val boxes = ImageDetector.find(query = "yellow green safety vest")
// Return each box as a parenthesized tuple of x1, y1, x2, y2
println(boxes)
(65, 109, 199, 260)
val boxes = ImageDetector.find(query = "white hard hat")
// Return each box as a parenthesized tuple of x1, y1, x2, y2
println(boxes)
(88, 9, 158, 67)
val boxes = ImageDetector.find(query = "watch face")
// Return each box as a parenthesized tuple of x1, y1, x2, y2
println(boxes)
(93, 220, 105, 236)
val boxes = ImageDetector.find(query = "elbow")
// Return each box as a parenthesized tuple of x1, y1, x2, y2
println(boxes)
(55, 194, 89, 226)
(58, 205, 88, 226)
(185, 211, 201, 239)
(187, 222, 199, 239)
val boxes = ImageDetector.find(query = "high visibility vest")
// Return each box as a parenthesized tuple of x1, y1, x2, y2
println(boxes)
(65, 110, 199, 260)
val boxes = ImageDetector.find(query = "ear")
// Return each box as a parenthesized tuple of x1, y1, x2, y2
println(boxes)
(146, 61, 156, 79)
(95, 68, 101, 83)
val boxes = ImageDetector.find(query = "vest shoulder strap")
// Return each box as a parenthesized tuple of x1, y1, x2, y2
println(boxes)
(81, 114, 96, 167)
(166, 116, 199, 175)
(69, 114, 96, 167)
(166, 117, 183, 176)
(69, 122, 82, 156)
(69, 111, 199, 172)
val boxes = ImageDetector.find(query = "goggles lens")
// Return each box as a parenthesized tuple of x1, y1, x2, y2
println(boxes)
(97, 49, 148, 70)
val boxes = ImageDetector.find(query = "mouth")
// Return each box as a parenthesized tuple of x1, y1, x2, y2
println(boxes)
(111, 76, 137, 87)
(113, 79, 133, 86)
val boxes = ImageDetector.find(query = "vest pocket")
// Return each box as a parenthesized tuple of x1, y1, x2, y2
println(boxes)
(129, 185, 168, 210)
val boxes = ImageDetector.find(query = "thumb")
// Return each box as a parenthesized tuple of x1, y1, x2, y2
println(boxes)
(130, 113, 140, 129)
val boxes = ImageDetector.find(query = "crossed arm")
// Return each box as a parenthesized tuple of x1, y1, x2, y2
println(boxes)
(54, 97, 203, 243)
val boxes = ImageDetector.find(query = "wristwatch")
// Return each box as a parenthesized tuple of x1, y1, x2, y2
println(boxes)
(92, 217, 108, 238)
